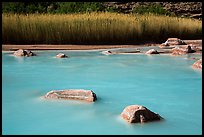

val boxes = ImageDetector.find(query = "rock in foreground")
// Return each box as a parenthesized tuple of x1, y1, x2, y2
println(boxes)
(56, 53, 68, 58)
(13, 49, 36, 57)
(121, 105, 162, 123)
(192, 59, 202, 69)
(44, 89, 97, 102)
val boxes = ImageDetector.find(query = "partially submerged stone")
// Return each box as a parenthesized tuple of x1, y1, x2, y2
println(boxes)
(44, 89, 97, 102)
(13, 49, 36, 57)
(121, 105, 162, 123)
(56, 53, 68, 58)
(145, 49, 159, 54)
(171, 45, 195, 55)
(102, 49, 140, 55)
(192, 59, 202, 69)
(101, 50, 112, 55)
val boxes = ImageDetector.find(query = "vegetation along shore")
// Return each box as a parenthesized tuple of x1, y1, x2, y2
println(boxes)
(2, 13, 202, 45)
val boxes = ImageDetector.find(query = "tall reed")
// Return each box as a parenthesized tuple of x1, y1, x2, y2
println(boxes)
(2, 12, 202, 44)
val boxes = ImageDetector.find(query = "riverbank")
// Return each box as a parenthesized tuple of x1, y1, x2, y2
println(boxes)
(2, 40, 202, 51)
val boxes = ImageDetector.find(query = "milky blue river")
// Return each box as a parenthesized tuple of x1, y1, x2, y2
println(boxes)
(2, 49, 202, 135)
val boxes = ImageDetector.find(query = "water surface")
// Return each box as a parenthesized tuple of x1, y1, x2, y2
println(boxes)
(2, 49, 202, 135)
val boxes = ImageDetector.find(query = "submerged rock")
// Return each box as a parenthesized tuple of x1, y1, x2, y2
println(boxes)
(44, 89, 97, 102)
(145, 49, 159, 54)
(121, 105, 162, 123)
(171, 45, 195, 55)
(13, 49, 36, 57)
(192, 59, 202, 69)
(56, 53, 68, 58)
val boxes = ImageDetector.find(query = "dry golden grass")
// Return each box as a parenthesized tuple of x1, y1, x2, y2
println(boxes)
(2, 12, 202, 44)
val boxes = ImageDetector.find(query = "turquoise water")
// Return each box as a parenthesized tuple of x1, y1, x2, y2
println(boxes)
(2, 49, 202, 135)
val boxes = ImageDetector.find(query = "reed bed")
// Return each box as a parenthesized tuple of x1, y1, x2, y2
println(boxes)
(2, 12, 202, 44)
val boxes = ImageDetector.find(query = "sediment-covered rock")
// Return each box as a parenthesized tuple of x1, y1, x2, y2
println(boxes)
(121, 105, 162, 123)
(145, 49, 159, 54)
(171, 45, 195, 55)
(44, 89, 97, 102)
(56, 53, 68, 58)
(13, 49, 36, 57)
(192, 59, 202, 69)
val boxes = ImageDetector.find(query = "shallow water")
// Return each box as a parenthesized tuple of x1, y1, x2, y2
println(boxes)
(2, 50, 202, 135)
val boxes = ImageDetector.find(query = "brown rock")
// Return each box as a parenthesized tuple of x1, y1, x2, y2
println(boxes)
(56, 53, 68, 58)
(121, 105, 162, 123)
(192, 59, 202, 69)
(145, 49, 159, 54)
(13, 49, 36, 57)
(44, 89, 97, 102)
(171, 45, 195, 55)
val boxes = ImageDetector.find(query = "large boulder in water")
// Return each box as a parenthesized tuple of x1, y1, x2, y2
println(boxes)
(56, 53, 68, 58)
(145, 49, 159, 54)
(44, 89, 97, 102)
(121, 105, 162, 123)
(192, 59, 202, 69)
(13, 49, 36, 57)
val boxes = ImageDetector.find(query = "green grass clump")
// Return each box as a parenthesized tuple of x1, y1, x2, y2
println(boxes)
(2, 13, 202, 45)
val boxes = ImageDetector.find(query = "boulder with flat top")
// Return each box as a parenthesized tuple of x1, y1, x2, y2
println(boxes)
(44, 89, 97, 102)
(121, 105, 162, 123)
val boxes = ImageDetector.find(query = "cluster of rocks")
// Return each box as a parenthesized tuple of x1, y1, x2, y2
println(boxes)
(13, 49, 68, 59)
(44, 89, 162, 124)
(159, 38, 202, 56)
